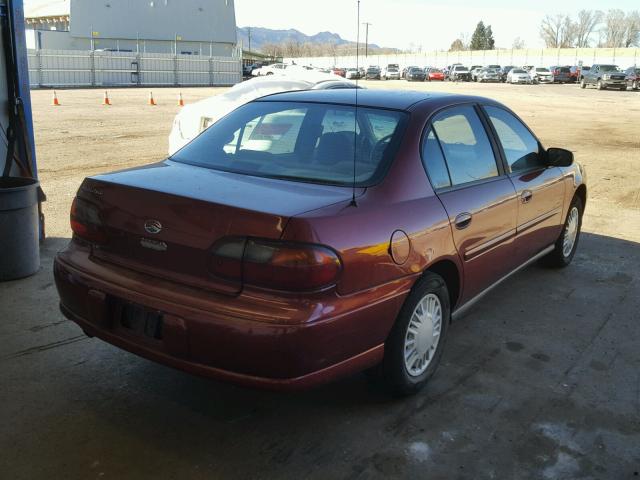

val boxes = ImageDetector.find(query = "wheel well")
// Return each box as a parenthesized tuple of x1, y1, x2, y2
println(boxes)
(575, 184, 587, 209)
(426, 260, 461, 311)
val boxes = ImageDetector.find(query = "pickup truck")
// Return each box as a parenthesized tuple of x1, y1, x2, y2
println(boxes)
(447, 65, 471, 82)
(580, 64, 627, 90)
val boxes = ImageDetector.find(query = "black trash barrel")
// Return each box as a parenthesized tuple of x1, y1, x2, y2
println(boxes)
(0, 177, 40, 281)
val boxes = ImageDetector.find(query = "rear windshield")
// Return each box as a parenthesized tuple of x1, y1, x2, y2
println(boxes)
(559, 67, 571, 73)
(171, 101, 408, 187)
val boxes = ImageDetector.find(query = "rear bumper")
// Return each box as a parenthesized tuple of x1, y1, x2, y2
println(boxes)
(54, 244, 409, 390)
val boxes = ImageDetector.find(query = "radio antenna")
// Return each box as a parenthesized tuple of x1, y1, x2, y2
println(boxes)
(350, 0, 360, 207)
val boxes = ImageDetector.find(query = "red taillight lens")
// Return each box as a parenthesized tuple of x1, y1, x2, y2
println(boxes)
(209, 237, 342, 292)
(70, 197, 107, 244)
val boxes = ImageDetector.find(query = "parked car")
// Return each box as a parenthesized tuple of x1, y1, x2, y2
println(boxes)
(345, 68, 361, 80)
(578, 66, 591, 81)
(426, 67, 445, 81)
(470, 67, 484, 82)
(332, 67, 347, 77)
(252, 63, 290, 76)
(549, 66, 571, 83)
(531, 67, 553, 84)
(56, 89, 586, 395)
(499, 66, 516, 82)
(243, 63, 261, 76)
(406, 67, 426, 82)
(382, 65, 401, 80)
(476, 67, 501, 83)
(365, 66, 381, 80)
(168, 74, 359, 154)
(624, 66, 640, 90)
(448, 65, 471, 81)
(507, 68, 533, 84)
(568, 66, 583, 83)
(402, 66, 419, 79)
(581, 64, 627, 90)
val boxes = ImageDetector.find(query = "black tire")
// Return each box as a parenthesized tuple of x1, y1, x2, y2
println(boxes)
(597, 80, 605, 90)
(381, 272, 450, 396)
(542, 196, 583, 268)
(633, 80, 638, 90)
(580, 79, 586, 89)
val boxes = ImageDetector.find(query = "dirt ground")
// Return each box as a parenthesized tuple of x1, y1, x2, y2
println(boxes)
(2, 81, 639, 479)
(30, 81, 640, 242)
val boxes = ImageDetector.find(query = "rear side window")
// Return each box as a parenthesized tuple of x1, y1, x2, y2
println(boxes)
(172, 101, 407, 187)
(421, 129, 451, 189)
(431, 105, 499, 186)
(483, 106, 543, 173)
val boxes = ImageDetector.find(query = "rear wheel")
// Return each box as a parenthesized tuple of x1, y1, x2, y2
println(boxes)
(381, 272, 450, 395)
(542, 196, 583, 268)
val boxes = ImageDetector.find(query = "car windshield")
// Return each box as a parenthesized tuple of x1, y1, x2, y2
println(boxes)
(512, 69, 526, 74)
(409, 68, 422, 73)
(536, 68, 549, 72)
(600, 65, 619, 72)
(171, 101, 408, 187)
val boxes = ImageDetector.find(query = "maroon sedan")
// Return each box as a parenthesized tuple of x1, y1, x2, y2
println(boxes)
(55, 90, 586, 395)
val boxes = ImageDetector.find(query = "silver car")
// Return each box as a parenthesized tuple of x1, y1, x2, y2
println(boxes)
(532, 67, 553, 84)
(507, 68, 533, 84)
(477, 68, 501, 83)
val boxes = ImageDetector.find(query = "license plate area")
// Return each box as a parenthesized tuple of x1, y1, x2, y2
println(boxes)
(117, 302, 163, 340)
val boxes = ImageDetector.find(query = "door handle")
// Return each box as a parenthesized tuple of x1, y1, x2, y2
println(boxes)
(521, 190, 533, 203)
(454, 212, 472, 230)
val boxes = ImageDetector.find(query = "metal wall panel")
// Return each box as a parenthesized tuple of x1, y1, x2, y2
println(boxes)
(28, 49, 241, 87)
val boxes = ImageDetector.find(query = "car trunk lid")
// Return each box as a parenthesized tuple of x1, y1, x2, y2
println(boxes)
(79, 160, 357, 295)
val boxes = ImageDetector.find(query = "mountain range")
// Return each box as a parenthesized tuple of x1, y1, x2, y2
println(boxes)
(237, 26, 380, 51)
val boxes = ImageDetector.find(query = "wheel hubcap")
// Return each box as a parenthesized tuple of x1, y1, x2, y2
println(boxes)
(563, 206, 579, 257)
(404, 293, 442, 377)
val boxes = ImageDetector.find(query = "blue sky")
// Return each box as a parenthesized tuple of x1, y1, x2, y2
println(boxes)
(235, 0, 637, 50)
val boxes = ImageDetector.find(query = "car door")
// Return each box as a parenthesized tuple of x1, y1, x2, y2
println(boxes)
(481, 105, 565, 265)
(422, 105, 519, 303)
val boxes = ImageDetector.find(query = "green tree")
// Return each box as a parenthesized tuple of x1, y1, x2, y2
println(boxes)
(485, 25, 495, 49)
(470, 21, 487, 50)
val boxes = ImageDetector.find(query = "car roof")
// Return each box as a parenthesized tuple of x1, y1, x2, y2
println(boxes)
(254, 89, 499, 111)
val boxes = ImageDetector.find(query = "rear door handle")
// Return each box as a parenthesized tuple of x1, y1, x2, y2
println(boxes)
(521, 190, 533, 203)
(454, 212, 472, 230)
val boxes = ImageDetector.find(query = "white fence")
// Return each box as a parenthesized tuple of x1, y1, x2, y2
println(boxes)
(286, 47, 640, 70)
(27, 49, 242, 88)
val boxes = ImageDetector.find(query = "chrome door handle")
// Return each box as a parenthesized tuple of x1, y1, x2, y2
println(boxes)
(521, 190, 533, 203)
(454, 212, 472, 230)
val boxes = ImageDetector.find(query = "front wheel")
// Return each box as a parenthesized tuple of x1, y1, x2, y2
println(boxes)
(597, 80, 605, 90)
(580, 79, 586, 89)
(542, 196, 583, 268)
(381, 273, 450, 395)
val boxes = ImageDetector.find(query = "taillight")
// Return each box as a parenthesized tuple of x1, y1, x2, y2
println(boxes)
(209, 237, 342, 292)
(70, 197, 107, 244)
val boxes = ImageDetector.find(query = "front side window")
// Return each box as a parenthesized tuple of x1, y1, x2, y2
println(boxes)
(172, 101, 407, 187)
(483, 106, 542, 173)
(431, 105, 499, 186)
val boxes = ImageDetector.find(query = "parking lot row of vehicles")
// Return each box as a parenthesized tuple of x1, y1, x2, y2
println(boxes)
(246, 62, 640, 91)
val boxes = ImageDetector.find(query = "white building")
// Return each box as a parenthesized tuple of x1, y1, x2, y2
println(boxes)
(25, 0, 238, 56)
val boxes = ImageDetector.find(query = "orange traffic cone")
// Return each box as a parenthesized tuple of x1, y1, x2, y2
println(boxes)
(148, 91, 156, 106)
(52, 90, 60, 106)
(178, 92, 184, 107)
(103, 90, 111, 105)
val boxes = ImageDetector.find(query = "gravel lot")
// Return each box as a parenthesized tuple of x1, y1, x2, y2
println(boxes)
(1, 81, 639, 479)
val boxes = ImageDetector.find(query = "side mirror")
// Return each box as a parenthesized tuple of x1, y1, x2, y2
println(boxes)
(546, 147, 574, 167)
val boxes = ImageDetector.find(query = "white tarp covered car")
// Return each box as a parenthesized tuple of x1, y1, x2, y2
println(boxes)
(168, 73, 359, 155)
